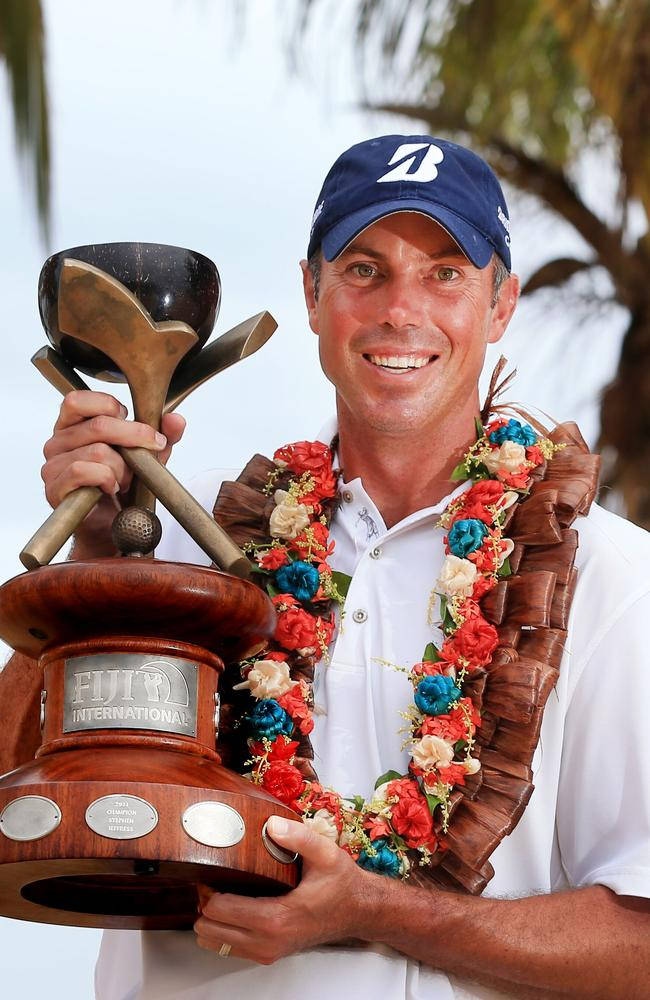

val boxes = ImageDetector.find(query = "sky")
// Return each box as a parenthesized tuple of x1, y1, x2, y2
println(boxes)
(0, 1, 631, 996)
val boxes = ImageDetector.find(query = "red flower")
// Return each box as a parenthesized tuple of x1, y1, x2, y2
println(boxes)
(421, 713, 466, 742)
(290, 522, 335, 561)
(472, 575, 496, 600)
(420, 699, 479, 741)
(484, 419, 507, 437)
(250, 736, 299, 762)
(277, 683, 314, 734)
(261, 761, 305, 809)
(273, 441, 337, 501)
(274, 605, 320, 651)
(441, 616, 499, 667)
(258, 548, 289, 571)
(457, 479, 505, 523)
(411, 660, 446, 678)
(387, 777, 421, 800)
(436, 763, 468, 787)
(526, 445, 543, 466)
(364, 816, 392, 840)
(264, 650, 288, 662)
(272, 593, 299, 610)
(390, 793, 436, 849)
(500, 470, 530, 490)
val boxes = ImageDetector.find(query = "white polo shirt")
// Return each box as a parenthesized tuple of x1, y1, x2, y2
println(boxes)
(96, 438, 650, 1000)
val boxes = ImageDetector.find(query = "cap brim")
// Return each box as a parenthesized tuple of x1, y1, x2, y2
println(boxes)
(320, 199, 495, 269)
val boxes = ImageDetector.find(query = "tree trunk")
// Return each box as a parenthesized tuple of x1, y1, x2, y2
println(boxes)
(599, 308, 650, 529)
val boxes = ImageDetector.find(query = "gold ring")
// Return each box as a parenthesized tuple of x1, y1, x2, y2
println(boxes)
(218, 943, 232, 957)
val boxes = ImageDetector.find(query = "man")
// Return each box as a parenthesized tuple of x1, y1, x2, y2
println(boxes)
(39, 136, 650, 998)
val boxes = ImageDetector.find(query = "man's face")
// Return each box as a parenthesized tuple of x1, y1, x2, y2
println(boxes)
(302, 213, 519, 437)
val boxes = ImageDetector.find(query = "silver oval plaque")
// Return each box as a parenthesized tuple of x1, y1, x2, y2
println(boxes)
(85, 794, 158, 840)
(182, 801, 245, 848)
(261, 820, 298, 864)
(0, 795, 61, 842)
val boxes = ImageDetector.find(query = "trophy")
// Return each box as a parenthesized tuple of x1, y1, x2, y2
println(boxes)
(0, 244, 300, 930)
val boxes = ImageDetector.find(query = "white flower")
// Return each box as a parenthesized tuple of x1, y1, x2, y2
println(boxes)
(495, 490, 519, 513)
(483, 441, 526, 476)
(464, 757, 481, 775)
(436, 555, 478, 598)
(303, 808, 339, 841)
(370, 781, 392, 806)
(233, 659, 293, 699)
(410, 734, 454, 772)
(269, 489, 310, 539)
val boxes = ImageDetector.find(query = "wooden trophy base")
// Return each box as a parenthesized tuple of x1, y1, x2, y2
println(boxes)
(0, 559, 300, 929)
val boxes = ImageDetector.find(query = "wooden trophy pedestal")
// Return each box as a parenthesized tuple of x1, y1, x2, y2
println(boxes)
(0, 559, 300, 929)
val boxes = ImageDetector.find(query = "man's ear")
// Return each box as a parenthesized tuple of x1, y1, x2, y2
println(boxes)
(487, 272, 520, 345)
(300, 259, 320, 335)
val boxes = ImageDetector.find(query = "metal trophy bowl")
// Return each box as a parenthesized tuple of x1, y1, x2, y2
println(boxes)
(0, 244, 298, 930)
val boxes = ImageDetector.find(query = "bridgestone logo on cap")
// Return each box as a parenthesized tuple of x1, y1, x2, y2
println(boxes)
(377, 143, 445, 184)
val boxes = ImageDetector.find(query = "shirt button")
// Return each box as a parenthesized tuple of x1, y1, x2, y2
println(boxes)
(369, 546, 382, 560)
(352, 608, 368, 624)
(342, 489, 354, 503)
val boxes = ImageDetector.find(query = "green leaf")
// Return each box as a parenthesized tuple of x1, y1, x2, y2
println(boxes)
(442, 606, 456, 635)
(331, 570, 352, 599)
(453, 740, 467, 753)
(451, 461, 468, 481)
(266, 581, 280, 598)
(439, 594, 448, 620)
(352, 795, 365, 812)
(422, 642, 441, 663)
(374, 769, 403, 790)
(498, 556, 512, 578)
(475, 416, 485, 441)
(425, 793, 443, 816)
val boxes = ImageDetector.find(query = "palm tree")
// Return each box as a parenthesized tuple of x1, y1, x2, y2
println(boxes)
(293, 0, 650, 527)
(0, 0, 50, 242)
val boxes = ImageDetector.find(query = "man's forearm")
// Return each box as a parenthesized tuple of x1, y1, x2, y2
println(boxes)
(357, 879, 650, 998)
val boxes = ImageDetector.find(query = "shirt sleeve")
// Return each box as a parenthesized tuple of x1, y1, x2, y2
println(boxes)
(556, 590, 650, 897)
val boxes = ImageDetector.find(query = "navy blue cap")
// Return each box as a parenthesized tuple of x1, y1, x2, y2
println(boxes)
(307, 135, 512, 271)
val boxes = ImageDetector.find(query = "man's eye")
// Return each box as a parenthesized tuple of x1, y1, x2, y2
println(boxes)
(351, 263, 377, 278)
(436, 266, 459, 281)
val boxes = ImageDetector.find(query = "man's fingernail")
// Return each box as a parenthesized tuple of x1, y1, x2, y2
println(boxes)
(155, 432, 167, 447)
(268, 816, 289, 838)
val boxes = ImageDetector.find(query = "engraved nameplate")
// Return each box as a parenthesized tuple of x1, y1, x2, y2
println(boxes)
(63, 653, 198, 737)
(182, 801, 245, 848)
(0, 796, 62, 842)
(85, 794, 158, 840)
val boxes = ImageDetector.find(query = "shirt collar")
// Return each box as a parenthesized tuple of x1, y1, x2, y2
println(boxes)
(316, 417, 472, 532)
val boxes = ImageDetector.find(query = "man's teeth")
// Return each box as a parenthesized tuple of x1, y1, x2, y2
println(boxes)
(367, 354, 430, 369)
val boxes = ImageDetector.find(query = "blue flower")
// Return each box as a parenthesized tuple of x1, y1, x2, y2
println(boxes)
(414, 674, 461, 716)
(489, 418, 537, 447)
(357, 839, 401, 878)
(275, 560, 321, 602)
(447, 518, 488, 557)
(248, 699, 294, 739)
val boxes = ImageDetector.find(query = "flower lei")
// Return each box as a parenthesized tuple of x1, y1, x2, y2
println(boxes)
(238, 418, 562, 879)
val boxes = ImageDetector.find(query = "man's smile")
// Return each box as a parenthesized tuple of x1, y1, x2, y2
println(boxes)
(362, 352, 439, 373)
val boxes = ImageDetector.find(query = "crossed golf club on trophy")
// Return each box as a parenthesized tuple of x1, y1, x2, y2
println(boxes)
(23, 244, 276, 576)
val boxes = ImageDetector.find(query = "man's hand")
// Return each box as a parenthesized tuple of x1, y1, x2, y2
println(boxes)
(41, 389, 186, 557)
(194, 816, 381, 964)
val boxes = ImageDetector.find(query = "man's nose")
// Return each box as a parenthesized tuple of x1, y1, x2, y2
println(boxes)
(375, 270, 426, 329)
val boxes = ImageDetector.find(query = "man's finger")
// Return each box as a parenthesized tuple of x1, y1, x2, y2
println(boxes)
(197, 888, 276, 931)
(44, 415, 167, 460)
(54, 389, 127, 432)
(266, 815, 339, 866)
